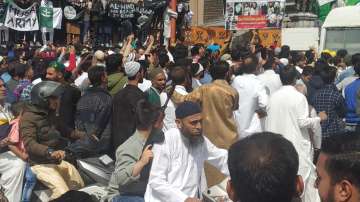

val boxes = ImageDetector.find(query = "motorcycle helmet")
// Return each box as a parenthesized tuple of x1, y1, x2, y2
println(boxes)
(31, 81, 64, 108)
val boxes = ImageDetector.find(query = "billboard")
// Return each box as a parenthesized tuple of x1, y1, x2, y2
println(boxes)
(225, 0, 285, 30)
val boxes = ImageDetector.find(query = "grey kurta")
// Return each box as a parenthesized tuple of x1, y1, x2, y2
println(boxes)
(106, 130, 146, 199)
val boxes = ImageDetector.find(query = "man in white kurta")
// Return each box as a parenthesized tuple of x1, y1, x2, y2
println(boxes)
(160, 85, 188, 132)
(144, 102, 229, 202)
(265, 66, 326, 202)
(232, 56, 268, 138)
(257, 64, 282, 95)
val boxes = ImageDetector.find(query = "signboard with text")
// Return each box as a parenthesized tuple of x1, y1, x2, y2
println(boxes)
(225, 0, 285, 30)
(108, 0, 154, 19)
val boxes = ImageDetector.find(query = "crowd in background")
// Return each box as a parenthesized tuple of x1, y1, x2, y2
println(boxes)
(0, 32, 359, 202)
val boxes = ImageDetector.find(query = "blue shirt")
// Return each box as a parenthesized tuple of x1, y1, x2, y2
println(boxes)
(200, 71, 212, 84)
(207, 45, 220, 53)
(1, 72, 11, 83)
(345, 79, 360, 124)
(336, 66, 354, 84)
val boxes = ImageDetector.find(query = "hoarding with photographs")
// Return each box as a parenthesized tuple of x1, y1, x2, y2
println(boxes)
(225, 0, 285, 30)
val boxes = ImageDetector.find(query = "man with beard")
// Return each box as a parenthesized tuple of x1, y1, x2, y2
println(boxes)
(171, 61, 238, 187)
(144, 101, 229, 202)
(315, 133, 360, 202)
(45, 61, 81, 138)
(147, 68, 166, 107)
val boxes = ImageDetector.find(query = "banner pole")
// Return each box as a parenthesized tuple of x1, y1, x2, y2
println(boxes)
(170, 0, 177, 45)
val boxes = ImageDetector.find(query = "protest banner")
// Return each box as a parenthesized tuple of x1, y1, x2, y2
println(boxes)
(108, 0, 154, 19)
(5, 2, 39, 31)
(184, 26, 232, 50)
(66, 0, 88, 8)
(225, 0, 285, 30)
(258, 29, 281, 47)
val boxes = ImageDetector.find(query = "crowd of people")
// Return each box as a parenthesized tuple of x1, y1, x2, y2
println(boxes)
(0, 33, 359, 202)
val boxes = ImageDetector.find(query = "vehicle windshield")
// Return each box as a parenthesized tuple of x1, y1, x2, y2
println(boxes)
(325, 28, 360, 54)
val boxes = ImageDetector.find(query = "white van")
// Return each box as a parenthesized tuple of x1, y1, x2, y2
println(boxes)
(319, 6, 360, 54)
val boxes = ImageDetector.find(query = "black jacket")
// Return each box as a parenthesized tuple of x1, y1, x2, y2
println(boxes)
(56, 84, 81, 137)
(111, 85, 146, 156)
(66, 87, 112, 158)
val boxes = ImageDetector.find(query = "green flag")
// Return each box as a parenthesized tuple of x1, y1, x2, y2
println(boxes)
(346, 0, 360, 5)
(318, 2, 333, 21)
(39, 7, 62, 29)
(39, 6, 53, 28)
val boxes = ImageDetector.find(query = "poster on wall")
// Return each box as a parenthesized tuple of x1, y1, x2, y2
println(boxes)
(225, 0, 285, 30)
(258, 29, 281, 48)
(184, 26, 232, 51)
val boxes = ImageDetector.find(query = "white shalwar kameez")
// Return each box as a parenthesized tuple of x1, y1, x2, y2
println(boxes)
(232, 74, 268, 138)
(265, 85, 320, 202)
(144, 128, 229, 202)
(160, 85, 188, 132)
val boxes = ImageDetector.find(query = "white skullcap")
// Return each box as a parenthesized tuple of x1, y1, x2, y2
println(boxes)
(124, 61, 141, 77)
(107, 50, 115, 55)
(274, 47, 281, 56)
(195, 63, 204, 75)
(221, 53, 231, 61)
(279, 58, 289, 66)
(226, 60, 233, 67)
(95, 50, 105, 61)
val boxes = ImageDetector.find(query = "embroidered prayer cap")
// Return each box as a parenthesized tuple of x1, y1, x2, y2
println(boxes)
(176, 101, 202, 119)
(124, 61, 141, 77)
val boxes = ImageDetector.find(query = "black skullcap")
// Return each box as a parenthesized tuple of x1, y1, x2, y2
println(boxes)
(176, 101, 202, 119)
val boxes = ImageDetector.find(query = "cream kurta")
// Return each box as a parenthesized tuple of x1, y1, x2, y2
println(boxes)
(144, 128, 229, 202)
(172, 80, 239, 149)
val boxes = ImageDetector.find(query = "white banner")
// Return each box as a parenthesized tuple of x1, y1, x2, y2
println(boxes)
(318, 0, 336, 6)
(5, 2, 39, 31)
(53, 8, 63, 29)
